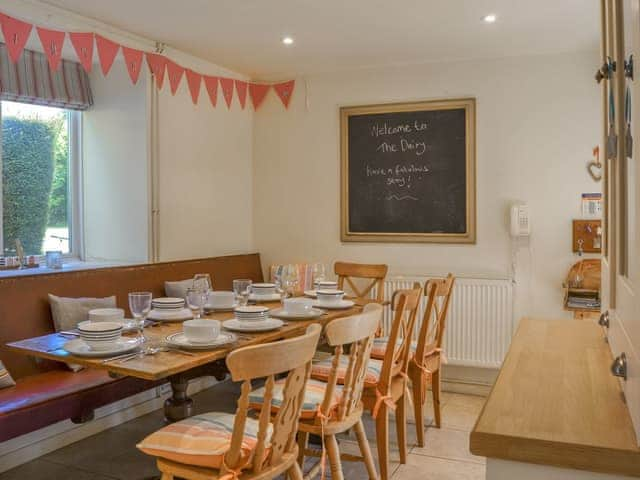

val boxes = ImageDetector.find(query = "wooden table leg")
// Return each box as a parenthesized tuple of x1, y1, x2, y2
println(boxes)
(164, 374, 194, 422)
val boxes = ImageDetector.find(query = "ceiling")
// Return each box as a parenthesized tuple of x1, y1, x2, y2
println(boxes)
(42, 0, 600, 78)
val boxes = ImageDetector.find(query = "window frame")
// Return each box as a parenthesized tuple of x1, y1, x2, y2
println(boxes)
(0, 102, 83, 260)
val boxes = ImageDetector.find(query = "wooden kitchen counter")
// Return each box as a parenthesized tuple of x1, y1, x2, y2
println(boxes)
(470, 318, 640, 477)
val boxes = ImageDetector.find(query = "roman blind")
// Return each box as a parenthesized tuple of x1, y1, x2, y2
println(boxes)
(0, 42, 92, 111)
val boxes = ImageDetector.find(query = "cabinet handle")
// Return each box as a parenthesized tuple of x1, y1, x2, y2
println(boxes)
(599, 311, 610, 328)
(611, 353, 627, 381)
(595, 57, 616, 84)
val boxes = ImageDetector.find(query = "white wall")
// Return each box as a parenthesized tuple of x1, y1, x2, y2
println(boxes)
(83, 65, 149, 263)
(252, 51, 601, 319)
(156, 78, 254, 261)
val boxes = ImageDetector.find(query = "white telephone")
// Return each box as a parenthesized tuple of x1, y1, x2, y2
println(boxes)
(510, 204, 530, 237)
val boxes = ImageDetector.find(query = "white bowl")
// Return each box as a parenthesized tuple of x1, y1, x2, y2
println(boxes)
(88, 308, 125, 323)
(251, 283, 276, 295)
(316, 289, 345, 306)
(207, 291, 236, 309)
(78, 321, 123, 333)
(315, 280, 338, 291)
(183, 319, 220, 343)
(283, 297, 313, 315)
(83, 337, 121, 351)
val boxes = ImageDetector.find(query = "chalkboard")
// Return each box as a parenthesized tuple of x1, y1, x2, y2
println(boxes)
(340, 98, 476, 243)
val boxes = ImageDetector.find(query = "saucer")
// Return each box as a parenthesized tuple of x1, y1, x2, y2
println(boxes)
(204, 302, 238, 312)
(165, 332, 237, 350)
(249, 293, 282, 302)
(304, 290, 318, 298)
(63, 338, 142, 357)
(222, 318, 284, 332)
(269, 308, 325, 320)
(311, 299, 355, 310)
(147, 308, 193, 322)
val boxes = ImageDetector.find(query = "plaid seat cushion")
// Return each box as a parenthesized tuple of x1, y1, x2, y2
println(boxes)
(137, 411, 271, 469)
(370, 337, 417, 360)
(0, 361, 15, 389)
(249, 378, 342, 420)
(310, 356, 382, 388)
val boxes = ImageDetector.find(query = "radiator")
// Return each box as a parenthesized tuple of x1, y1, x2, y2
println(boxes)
(377, 275, 514, 369)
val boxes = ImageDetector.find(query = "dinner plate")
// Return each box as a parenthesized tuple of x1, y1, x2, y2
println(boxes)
(63, 338, 142, 357)
(311, 300, 356, 310)
(165, 332, 237, 350)
(269, 308, 325, 320)
(304, 290, 318, 298)
(147, 308, 193, 322)
(222, 318, 284, 332)
(204, 303, 238, 312)
(249, 293, 282, 302)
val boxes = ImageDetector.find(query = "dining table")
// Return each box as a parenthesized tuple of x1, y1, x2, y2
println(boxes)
(5, 300, 363, 422)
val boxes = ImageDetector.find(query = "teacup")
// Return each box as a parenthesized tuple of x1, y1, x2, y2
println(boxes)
(252, 283, 277, 296)
(207, 291, 236, 309)
(316, 289, 345, 306)
(88, 308, 125, 323)
(315, 280, 338, 291)
(183, 319, 221, 343)
(283, 297, 313, 315)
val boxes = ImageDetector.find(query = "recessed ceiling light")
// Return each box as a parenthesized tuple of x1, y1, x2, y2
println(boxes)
(482, 14, 497, 23)
(282, 36, 294, 45)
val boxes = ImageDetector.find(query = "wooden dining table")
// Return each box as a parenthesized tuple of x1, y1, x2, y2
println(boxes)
(5, 300, 362, 422)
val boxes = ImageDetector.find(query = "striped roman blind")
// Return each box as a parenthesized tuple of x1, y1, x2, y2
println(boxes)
(0, 42, 92, 111)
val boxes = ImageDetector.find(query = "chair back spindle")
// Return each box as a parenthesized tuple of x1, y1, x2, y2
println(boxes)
(415, 274, 455, 360)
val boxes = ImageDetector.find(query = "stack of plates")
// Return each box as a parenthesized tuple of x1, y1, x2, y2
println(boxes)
(233, 305, 269, 321)
(77, 321, 123, 351)
(148, 297, 193, 322)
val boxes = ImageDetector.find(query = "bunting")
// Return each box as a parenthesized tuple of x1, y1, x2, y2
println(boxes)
(0, 10, 295, 111)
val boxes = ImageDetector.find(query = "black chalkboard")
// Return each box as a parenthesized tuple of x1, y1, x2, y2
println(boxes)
(341, 99, 475, 243)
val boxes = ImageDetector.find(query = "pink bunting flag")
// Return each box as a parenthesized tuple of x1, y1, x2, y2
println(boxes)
(122, 47, 143, 85)
(166, 60, 185, 95)
(235, 80, 248, 109)
(203, 76, 219, 107)
(95, 34, 120, 75)
(37, 27, 65, 71)
(273, 80, 295, 108)
(69, 32, 94, 72)
(185, 69, 202, 104)
(0, 14, 33, 63)
(249, 83, 270, 110)
(219, 77, 234, 109)
(145, 53, 167, 90)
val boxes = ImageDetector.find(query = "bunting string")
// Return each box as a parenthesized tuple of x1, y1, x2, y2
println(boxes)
(0, 10, 294, 110)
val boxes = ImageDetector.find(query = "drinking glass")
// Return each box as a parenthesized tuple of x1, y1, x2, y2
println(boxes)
(233, 279, 252, 306)
(193, 274, 212, 294)
(281, 265, 299, 300)
(312, 263, 326, 288)
(186, 287, 206, 319)
(128, 292, 152, 343)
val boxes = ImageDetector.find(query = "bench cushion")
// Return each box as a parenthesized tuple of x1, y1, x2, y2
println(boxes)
(0, 369, 157, 441)
(0, 360, 15, 389)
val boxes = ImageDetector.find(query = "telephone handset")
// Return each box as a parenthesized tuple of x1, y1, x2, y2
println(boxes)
(510, 204, 530, 237)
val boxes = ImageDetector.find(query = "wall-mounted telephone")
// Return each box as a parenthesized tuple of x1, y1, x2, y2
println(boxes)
(510, 204, 530, 237)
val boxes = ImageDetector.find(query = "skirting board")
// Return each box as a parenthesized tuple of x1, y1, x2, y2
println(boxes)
(441, 364, 498, 396)
(0, 376, 221, 474)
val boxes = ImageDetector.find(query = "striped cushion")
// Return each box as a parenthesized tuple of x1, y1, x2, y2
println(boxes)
(137, 411, 271, 469)
(0, 361, 15, 389)
(249, 378, 342, 420)
(310, 356, 382, 388)
(370, 337, 417, 360)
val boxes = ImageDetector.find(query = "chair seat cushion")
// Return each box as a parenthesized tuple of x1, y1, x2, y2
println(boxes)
(310, 356, 382, 388)
(370, 337, 417, 360)
(248, 378, 342, 420)
(137, 411, 272, 470)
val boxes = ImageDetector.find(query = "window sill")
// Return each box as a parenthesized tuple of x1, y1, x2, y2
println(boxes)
(0, 259, 131, 279)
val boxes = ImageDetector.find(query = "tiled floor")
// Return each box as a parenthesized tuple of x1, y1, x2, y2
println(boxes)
(0, 382, 486, 480)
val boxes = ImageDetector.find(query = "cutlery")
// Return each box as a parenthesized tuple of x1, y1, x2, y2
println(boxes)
(118, 346, 195, 362)
(101, 351, 141, 363)
(59, 330, 80, 337)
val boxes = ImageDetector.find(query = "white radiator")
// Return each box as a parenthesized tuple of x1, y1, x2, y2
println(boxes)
(377, 275, 515, 369)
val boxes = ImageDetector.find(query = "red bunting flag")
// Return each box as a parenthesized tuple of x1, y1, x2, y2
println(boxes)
(219, 77, 234, 109)
(235, 80, 248, 109)
(122, 47, 143, 84)
(249, 83, 270, 110)
(36, 27, 65, 71)
(0, 14, 33, 63)
(95, 34, 119, 75)
(69, 32, 94, 72)
(203, 76, 219, 107)
(273, 80, 295, 108)
(185, 69, 202, 104)
(145, 53, 167, 90)
(166, 60, 185, 95)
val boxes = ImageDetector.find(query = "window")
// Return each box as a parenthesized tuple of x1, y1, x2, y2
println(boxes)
(0, 101, 81, 258)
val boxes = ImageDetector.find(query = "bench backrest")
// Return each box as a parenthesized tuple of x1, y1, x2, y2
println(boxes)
(0, 253, 264, 379)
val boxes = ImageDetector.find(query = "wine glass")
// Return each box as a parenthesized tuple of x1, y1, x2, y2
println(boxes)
(128, 292, 152, 343)
(193, 273, 212, 293)
(281, 265, 299, 300)
(233, 279, 252, 306)
(312, 262, 326, 289)
(186, 287, 206, 319)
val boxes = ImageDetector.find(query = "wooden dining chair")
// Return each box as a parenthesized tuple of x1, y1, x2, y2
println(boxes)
(310, 285, 422, 480)
(137, 324, 322, 480)
(334, 261, 388, 304)
(408, 274, 455, 447)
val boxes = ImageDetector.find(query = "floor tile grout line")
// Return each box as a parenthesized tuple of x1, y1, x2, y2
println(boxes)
(408, 450, 486, 465)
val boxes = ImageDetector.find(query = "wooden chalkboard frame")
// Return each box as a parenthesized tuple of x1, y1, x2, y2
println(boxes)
(340, 97, 476, 243)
